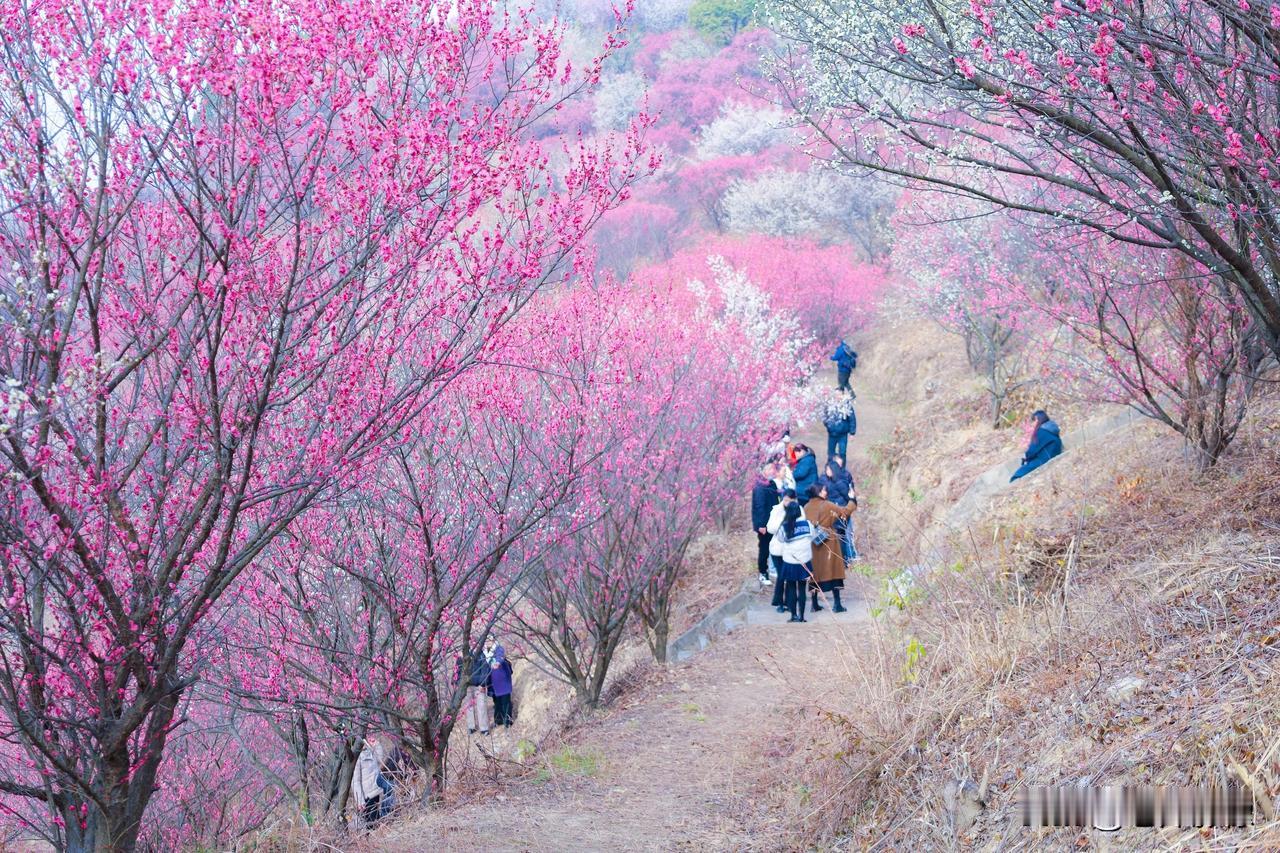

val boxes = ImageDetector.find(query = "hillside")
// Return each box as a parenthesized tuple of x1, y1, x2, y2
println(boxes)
(369, 316, 1278, 851)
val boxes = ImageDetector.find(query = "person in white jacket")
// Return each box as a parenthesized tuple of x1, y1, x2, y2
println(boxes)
(353, 736, 391, 828)
(766, 490, 814, 622)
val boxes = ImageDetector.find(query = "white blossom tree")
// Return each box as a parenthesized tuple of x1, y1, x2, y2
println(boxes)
(696, 102, 796, 159)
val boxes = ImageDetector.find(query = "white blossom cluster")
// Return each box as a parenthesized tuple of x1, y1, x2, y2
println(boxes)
(695, 102, 796, 160)
(0, 376, 26, 438)
(687, 254, 814, 363)
(721, 166, 876, 238)
(593, 71, 647, 131)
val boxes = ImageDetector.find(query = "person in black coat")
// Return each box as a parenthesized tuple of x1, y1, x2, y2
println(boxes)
(751, 464, 780, 588)
(1010, 410, 1064, 481)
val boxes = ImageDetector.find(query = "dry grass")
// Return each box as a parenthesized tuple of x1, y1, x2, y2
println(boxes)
(770, 380, 1280, 850)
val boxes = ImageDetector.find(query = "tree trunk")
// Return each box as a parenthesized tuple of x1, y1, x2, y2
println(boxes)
(424, 746, 447, 806)
(59, 684, 183, 852)
(648, 612, 670, 664)
(323, 736, 359, 829)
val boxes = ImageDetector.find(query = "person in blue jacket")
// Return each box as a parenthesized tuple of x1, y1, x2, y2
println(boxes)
(823, 395, 856, 462)
(1010, 410, 1064, 481)
(831, 339, 857, 391)
(792, 444, 818, 505)
(751, 463, 780, 589)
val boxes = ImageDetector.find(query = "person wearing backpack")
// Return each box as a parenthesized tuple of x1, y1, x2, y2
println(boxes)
(804, 483, 857, 613)
(767, 496, 815, 623)
(831, 339, 858, 391)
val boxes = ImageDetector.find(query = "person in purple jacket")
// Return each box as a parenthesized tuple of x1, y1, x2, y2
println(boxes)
(489, 645, 515, 727)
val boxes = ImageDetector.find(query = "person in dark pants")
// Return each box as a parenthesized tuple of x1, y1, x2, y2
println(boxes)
(768, 500, 814, 623)
(820, 457, 854, 507)
(831, 339, 858, 391)
(751, 463, 780, 589)
(489, 646, 515, 726)
(768, 489, 796, 612)
(1010, 410, 1064, 481)
(823, 394, 856, 462)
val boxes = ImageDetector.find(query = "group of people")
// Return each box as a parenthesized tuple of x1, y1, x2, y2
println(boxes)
(353, 736, 406, 828)
(462, 642, 516, 736)
(353, 643, 517, 828)
(750, 338, 864, 623)
(752, 455, 859, 622)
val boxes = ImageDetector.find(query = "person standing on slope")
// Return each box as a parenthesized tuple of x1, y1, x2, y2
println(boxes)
(1010, 409, 1064, 481)
(751, 463, 780, 589)
(831, 338, 858, 391)
(804, 483, 857, 613)
(768, 498, 815, 623)
(353, 736, 393, 828)
(465, 646, 492, 735)
(489, 646, 515, 727)
(820, 456, 859, 562)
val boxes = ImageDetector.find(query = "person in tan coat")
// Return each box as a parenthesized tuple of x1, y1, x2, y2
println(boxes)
(804, 483, 856, 613)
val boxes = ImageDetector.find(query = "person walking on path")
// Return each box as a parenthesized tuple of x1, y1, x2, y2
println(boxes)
(489, 646, 515, 727)
(831, 339, 858, 391)
(823, 393, 857, 462)
(768, 499, 815, 623)
(751, 464, 780, 589)
(804, 484, 857, 613)
(1010, 409, 1064, 481)
(792, 444, 818, 506)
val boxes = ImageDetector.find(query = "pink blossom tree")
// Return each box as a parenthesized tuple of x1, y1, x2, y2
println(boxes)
(890, 201, 1045, 427)
(218, 361, 603, 819)
(659, 237, 886, 343)
(0, 0, 646, 848)
(768, 0, 1280, 356)
(508, 262, 803, 698)
(1035, 236, 1266, 468)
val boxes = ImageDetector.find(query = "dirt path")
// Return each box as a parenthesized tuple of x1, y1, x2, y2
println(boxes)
(389, 370, 896, 852)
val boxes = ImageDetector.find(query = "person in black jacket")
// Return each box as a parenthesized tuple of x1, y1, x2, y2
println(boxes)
(1010, 410, 1064, 481)
(751, 463, 780, 589)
